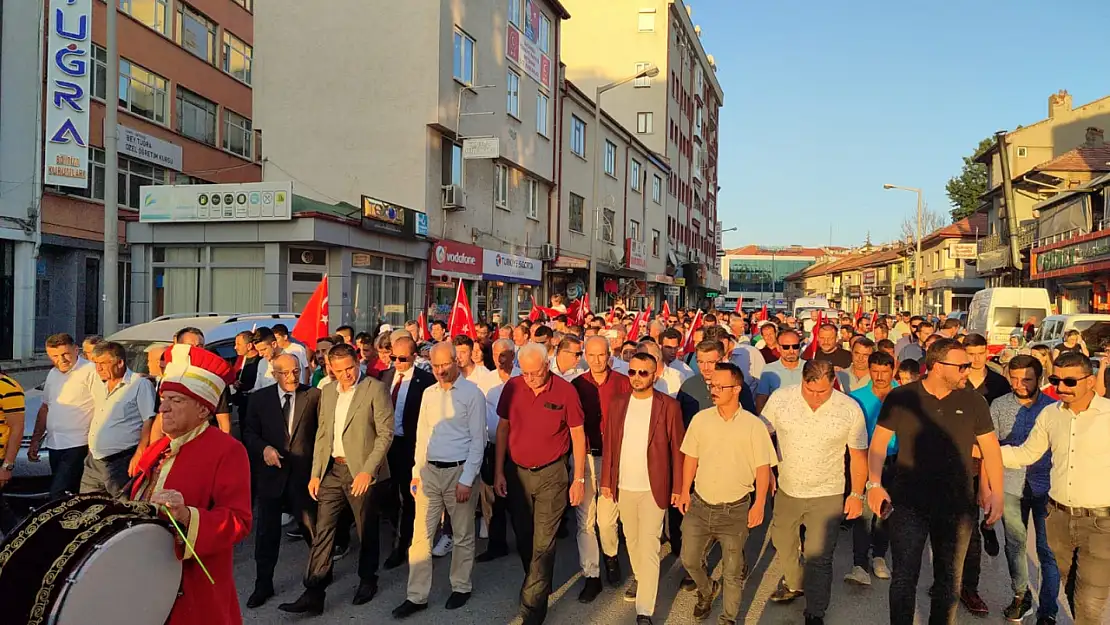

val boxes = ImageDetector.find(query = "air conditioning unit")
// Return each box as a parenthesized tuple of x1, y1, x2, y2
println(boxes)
(687, 249, 697, 263)
(441, 184, 466, 211)
(538, 243, 556, 261)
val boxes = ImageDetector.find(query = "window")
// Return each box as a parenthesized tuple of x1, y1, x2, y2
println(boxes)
(120, 0, 169, 35)
(175, 87, 217, 145)
(630, 220, 641, 241)
(652, 229, 661, 256)
(526, 178, 539, 220)
(634, 62, 653, 87)
(50, 147, 105, 200)
(91, 45, 107, 100)
(232, 0, 253, 11)
(506, 70, 520, 118)
(638, 9, 656, 32)
(508, 0, 521, 27)
(604, 140, 616, 176)
(602, 208, 616, 243)
(495, 164, 509, 209)
(652, 175, 662, 203)
(441, 139, 462, 186)
(538, 14, 551, 54)
(536, 93, 549, 136)
(222, 32, 252, 84)
(630, 159, 642, 191)
(453, 28, 475, 84)
(569, 193, 585, 233)
(119, 154, 169, 209)
(152, 246, 264, 317)
(637, 111, 653, 134)
(571, 116, 586, 157)
(223, 109, 253, 158)
(119, 60, 168, 124)
(176, 3, 217, 64)
(933, 250, 940, 269)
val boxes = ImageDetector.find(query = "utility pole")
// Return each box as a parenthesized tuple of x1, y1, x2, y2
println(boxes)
(102, 0, 119, 334)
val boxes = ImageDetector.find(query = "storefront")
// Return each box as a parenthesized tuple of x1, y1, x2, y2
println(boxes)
(427, 239, 484, 322)
(1032, 230, 1110, 314)
(426, 241, 542, 325)
(482, 249, 542, 324)
(547, 255, 590, 310)
(650, 273, 675, 312)
(128, 185, 430, 329)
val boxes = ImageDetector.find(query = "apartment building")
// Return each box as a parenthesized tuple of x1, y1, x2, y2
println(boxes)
(1, 0, 258, 357)
(560, 0, 724, 304)
(255, 0, 569, 323)
(721, 245, 824, 311)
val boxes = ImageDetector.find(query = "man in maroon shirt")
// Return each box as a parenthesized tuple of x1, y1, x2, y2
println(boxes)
(495, 343, 587, 625)
(571, 336, 632, 600)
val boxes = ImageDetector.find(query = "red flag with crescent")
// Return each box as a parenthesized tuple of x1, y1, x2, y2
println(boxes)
(292, 276, 328, 346)
(448, 280, 478, 339)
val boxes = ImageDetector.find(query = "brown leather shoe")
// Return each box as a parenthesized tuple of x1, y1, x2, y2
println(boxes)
(960, 588, 989, 617)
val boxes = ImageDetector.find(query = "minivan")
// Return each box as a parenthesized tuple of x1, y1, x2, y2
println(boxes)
(966, 288, 1052, 353)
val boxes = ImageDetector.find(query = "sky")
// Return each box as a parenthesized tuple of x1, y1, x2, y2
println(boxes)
(692, 0, 1110, 250)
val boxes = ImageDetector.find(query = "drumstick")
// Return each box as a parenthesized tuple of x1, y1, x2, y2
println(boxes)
(161, 504, 216, 585)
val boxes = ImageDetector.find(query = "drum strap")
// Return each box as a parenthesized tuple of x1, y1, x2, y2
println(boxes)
(137, 447, 174, 502)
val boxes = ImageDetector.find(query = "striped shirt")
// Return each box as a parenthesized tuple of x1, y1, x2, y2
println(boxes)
(0, 374, 24, 457)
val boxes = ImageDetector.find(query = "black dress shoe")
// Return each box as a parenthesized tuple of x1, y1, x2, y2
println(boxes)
(636, 616, 653, 625)
(680, 574, 697, 591)
(352, 580, 378, 605)
(445, 591, 471, 610)
(805, 615, 825, 625)
(246, 585, 274, 609)
(603, 555, 622, 586)
(981, 520, 1000, 557)
(578, 577, 603, 603)
(769, 578, 804, 604)
(391, 600, 428, 618)
(285, 526, 305, 540)
(476, 548, 507, 563)
(278, 592, 324, 615)
(384, 547, 407, 570)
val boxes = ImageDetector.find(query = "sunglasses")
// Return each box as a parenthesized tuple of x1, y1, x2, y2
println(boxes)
(779, 344, 801, 351)
(937, 361, 971, 372)
(1048, 374, 1091, 388)
(628, 369, 654, 378)
(390, 355, 412, 362)
(561, 350, 583, 358)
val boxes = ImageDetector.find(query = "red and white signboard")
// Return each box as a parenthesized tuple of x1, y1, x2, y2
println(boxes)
(506, 26, 551, 91)
(430, 239, 483, 281)
(626, 238, 647, 271)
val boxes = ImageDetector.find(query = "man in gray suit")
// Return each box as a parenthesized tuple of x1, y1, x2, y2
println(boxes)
(279, 343, 395, 615)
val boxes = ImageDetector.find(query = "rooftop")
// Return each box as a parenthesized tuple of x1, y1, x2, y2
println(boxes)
(722, 245, 832, 258)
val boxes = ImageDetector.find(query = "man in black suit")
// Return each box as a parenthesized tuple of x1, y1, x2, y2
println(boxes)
(380, 335, 436, 569)
(242, 353, 321, 608)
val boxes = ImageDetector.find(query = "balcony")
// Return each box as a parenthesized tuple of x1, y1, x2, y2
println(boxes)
(978, 223, 1037, 254)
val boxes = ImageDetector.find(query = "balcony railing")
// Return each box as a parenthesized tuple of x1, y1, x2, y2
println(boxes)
(978, 223, 1038, 254)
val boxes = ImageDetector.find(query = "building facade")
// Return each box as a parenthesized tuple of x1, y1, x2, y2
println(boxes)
(721, 245, 823, 311)
(560, 0, 724, 304)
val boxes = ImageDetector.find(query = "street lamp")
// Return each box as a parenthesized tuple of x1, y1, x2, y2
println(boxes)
(587, 64, 661, 310)
(883, 183, 924, 316)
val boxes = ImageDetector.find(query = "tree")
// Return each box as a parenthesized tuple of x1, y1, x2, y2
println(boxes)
(900, 204, 947, 243)
(945, 137, 995, 222)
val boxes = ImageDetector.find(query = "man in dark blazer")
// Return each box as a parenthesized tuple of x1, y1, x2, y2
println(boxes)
(279, 343, 395, 615)
(242, 353, 321, 608)
(379, 335, 436, 569)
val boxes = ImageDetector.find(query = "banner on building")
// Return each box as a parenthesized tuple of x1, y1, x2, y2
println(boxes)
(139, 182, 293, 222)
(45, 0, 92, 188)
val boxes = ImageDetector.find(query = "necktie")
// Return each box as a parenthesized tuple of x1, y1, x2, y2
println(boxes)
(391, 373, 403, 405)
(282, 393, 293, 433)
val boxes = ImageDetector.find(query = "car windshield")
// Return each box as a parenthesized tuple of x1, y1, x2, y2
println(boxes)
(114, 340, 171, 376)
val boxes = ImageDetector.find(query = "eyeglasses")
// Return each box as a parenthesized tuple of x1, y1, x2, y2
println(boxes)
(390, 355, 412, 362)
(560, 350, 583, 358)
(628, 369, 654, 378)
(708, 384, 739, 391)
(937, 361, 972, 372)
(273, 369, 299, 377)
(695, 359, 720, 367)
(1048, 374, 1091, 388)
(779, 344, 801, 351)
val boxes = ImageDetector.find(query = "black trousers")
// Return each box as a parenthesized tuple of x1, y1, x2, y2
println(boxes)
(255, 476, 316, 586)
(47, 445, 88, 500)
(303, 462, 386, 594)
(888, 504, 975, 625)
(385, 437, 416, 552)
(507, 458, 568, 623)
(482, 444, 509, 554)
(961, 462, 983, 592)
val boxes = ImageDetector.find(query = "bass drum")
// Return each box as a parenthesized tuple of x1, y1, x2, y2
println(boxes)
(0, 493, 182, 625)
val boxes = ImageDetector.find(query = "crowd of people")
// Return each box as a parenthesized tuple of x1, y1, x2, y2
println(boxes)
(4, 301, 1110, 625)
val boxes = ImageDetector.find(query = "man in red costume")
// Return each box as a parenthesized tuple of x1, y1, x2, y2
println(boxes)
(129, 343, 252, 625)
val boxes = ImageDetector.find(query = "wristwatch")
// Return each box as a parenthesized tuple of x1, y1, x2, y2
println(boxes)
(1, 462, 14, 471)
(865, 480, 882, 491)
(575, 477, 586, 484)
(848, 492, 865, 501)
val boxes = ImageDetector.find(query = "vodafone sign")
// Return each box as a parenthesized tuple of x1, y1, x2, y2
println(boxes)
(430, 239, 483, 281)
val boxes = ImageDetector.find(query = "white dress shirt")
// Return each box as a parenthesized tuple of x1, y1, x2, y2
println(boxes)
(1001, 394, 1110, 508)
(88, 370, 157, 459)
(476, 368, 518, 441)
(610, 357, 630, 375)
(390, 369, 413, 436)
(762, 384, 868, 498)
(255, 356, 278, 392)
(730, 344, 766, 395)
(654, 366, 685, 397)
(669, 359, 695, 381)
(42, 358, 98, 449)
(280, 388, 297, 435)
(413, 377, 488, 487)
(332, 376, 361, 459)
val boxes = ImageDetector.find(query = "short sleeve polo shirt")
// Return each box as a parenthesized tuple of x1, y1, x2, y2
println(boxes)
(497, 374, 585, 468)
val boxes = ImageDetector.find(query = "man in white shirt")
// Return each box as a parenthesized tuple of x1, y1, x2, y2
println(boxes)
(393, 342, 487, 618)
(637, 342, 683, 397)
(252, 327, 284, 393)
(81, 341, 157, 496)
(29, 332, 98, 498)
(473, 339, 518, 562)
(705, 326, 764, 397)
(552, 335, 588, 381)
(660, 328, 695, 381)
(763, 360, 868, 624)
(1000, 351, 1110, 624)
(452, 335, 489, 382)
(604, 327, 630, 375)
(273, 324, 312, 385)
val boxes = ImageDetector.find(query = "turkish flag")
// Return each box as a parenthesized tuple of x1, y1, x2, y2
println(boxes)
(759, 304, 769, 322)
(679, 309, 703, 356)
(528, 295, 561, 322)
(417, 310, 431, 342)
(734, 295, 744, 315)
(606, 306, 615, 325)
(291, 276, 328, 347)
(566, 298, 581, 326)
(578, 293, 591, 325)
(871, 310, 879, 329)
(855, 302, 864, 326)
(629, 307, 651, 341)
(448, 280, 478, 339)
(661, 299, 672, 322)
(802, 310, 822, 360)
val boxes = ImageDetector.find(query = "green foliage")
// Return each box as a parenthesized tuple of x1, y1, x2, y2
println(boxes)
(945, 137, 995, 222)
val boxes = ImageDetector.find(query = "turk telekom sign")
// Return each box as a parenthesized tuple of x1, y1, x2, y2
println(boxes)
(45, 0, 92, 188)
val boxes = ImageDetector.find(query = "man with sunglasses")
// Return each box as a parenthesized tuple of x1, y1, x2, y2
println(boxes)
(380, 336, 436, 570)
(893, 315, 925, 355)
(867, 338, 1004, 625)
(1001, 351, 1110, 625)
(756, 329, 806, 414)
(553, 336, 588, 382)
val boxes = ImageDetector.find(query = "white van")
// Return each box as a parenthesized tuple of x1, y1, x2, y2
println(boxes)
(966, 288, 1051, 353)
(793, 296, 830, 321)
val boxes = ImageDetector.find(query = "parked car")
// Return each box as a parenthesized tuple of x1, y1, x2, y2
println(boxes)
(1028, 314, 1110, 356)
(946, 310, 968, 328)
(966, 287, 1052, 354)
(9, 312, 299, 501)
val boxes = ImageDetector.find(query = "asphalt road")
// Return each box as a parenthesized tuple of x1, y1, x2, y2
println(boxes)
(233, 507, 1079, 625)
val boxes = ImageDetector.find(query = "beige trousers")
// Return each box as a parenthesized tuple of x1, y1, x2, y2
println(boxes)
(407, 464, 477, 603)
(615, 490, 666, 616)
